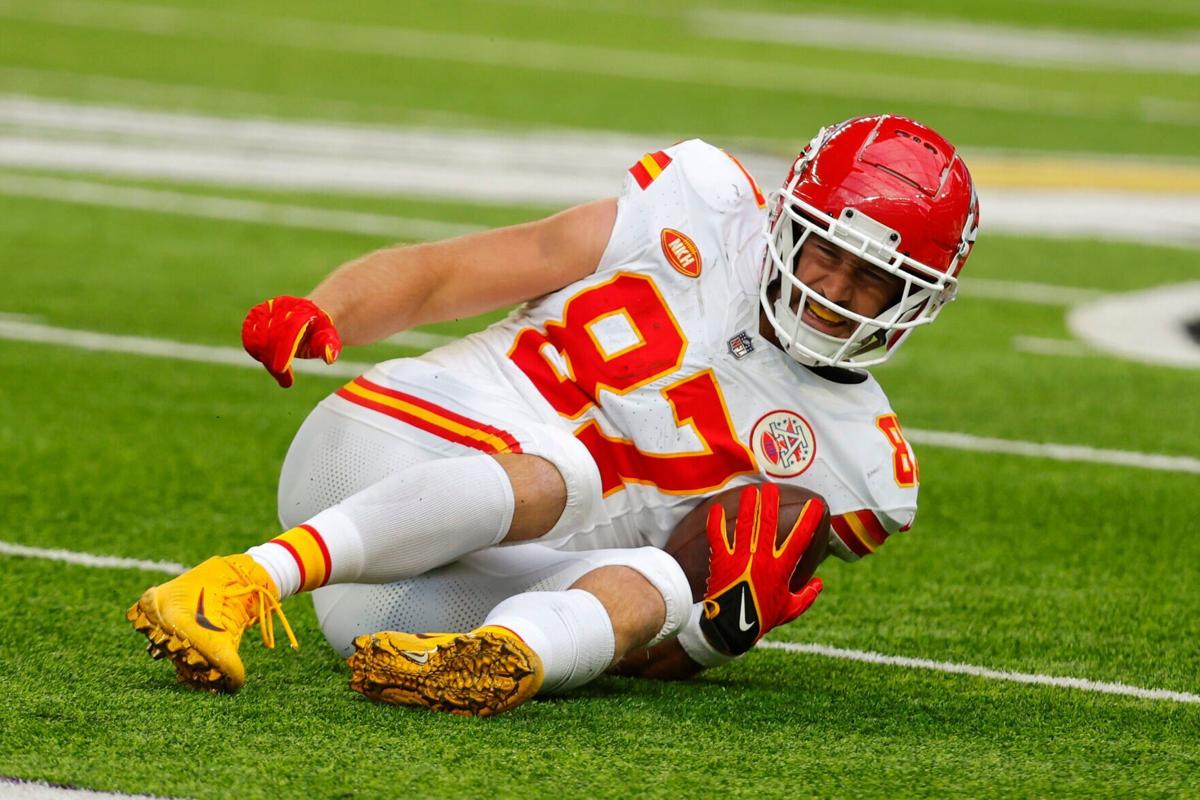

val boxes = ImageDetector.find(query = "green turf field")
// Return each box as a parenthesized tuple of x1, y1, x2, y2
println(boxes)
(1, 0, 1198, 797)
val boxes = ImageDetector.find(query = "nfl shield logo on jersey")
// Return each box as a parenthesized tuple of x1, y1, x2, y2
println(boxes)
(750, 410, 817, 477)
(727, 331, 754, 359)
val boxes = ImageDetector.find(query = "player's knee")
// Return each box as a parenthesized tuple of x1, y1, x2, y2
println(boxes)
(494, 429, 605, 545)
(494, 453, 568, 542)
(572, 548, 692, 652)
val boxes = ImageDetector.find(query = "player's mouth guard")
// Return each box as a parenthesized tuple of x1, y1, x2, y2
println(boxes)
(760, 182, 960, 369)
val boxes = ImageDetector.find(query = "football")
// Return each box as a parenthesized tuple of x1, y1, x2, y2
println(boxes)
(665, 484, 830, 602)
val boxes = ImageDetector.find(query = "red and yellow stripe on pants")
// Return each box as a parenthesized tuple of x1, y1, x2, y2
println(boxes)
(830, 509, 891, 558)
(271, 524, 332, 593)
(335, 376, 523, 455)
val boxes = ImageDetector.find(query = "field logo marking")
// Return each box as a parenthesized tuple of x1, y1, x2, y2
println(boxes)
(1069, 282, 1200, 369)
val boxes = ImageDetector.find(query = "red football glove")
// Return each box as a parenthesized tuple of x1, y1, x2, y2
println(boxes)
(241, 296, 341, 388)
(699, 483, 824, 656)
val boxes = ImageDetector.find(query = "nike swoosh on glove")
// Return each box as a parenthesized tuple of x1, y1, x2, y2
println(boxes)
(241, 296, 341, 388)
(699, 483, 824, 656)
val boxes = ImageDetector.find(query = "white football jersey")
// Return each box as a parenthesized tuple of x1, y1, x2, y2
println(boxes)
(411, 140, 919, 561)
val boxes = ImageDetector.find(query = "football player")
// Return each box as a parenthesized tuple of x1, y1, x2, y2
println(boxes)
(127, 115, 978, 715)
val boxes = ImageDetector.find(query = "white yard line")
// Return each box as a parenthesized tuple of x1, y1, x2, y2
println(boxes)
(904, 429, 1200, 475)
(1, 539, 1195, 705)
(1011, 336, 1096, 357)
(0, 319, 450, 364)
(0, 0, 1187, 125)
(980, 188, 1200, 247)
(693, 10, 1200, 75)
(0, 778, 181, 799)
(4, 96, 1199, 245)
(0, 65, 499, 131)
(4, 67, 1200, 193)
(962, 279, 1107, 306)
(0, 174, 481, 241)
(1, 317, 1196, 475)
(0, 541, 185, 575)
(0, 173, 1152, 311)
(756, 641, 1200, 704)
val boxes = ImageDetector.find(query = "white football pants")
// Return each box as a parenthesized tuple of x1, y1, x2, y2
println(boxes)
(277, 399, 691, 663)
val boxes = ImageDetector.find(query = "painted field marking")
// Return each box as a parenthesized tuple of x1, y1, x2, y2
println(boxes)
(1069, 282, 1200, 369)
(693, 9, 1200, 75)
(4, 96, 1200, 245)
(1, 317, 1196, 475)
(1012, 336, 1096, 357)
(904, 428, 1200, 475)
(2, 539, 1196, 705)
(0, 173, 482, 241)
(0, 174, 1155, 313)
(0, 319, 452, 364)
(0, 65, 496, 131)
(756, 641, 1200, 704)
(5, 69, 1200, 196)
(0, 541, 185, 575)
(0, 0, 1189, 124)
(962, 279, 1108, 306)
(0, 776, 181, 799)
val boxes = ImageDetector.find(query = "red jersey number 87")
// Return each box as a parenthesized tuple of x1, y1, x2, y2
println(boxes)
(509, 272, 756, 496)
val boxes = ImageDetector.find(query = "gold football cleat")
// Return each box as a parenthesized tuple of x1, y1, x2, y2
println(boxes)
(347, 627, 543, 717)
(126, 554, 297, 693)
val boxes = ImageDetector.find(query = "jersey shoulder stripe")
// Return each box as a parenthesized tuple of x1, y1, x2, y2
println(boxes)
(629, 150, 673, 190)
(721, 149, 767, 208)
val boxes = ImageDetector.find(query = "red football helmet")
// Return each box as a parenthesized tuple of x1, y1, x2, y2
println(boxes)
(761, 114, 979, 367)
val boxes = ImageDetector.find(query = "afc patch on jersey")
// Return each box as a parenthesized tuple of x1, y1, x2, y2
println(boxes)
(750, 410, 817, 478)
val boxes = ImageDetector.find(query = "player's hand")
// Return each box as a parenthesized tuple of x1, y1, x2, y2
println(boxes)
(700, 483, 824, 656)
(241, 296, 341, 388)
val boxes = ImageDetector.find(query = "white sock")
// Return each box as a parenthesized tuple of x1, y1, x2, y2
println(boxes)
(248, 455, 515, 598)
(484, 589, 616, 694)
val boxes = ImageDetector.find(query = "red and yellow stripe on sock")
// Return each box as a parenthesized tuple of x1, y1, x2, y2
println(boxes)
(629, 150, 673, 190)
(336, 376, 523, 455)
(830, 509, 891, 558)
(270, 524, 332, 593)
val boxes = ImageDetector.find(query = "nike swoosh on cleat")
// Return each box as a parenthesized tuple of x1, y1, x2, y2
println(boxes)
(738, 586, 757, 632)
(194, 588, 226, 632)
(400, 650, 431, 664)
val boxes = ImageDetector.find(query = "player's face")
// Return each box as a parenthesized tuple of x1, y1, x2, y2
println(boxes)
(788, 238, 905, 338)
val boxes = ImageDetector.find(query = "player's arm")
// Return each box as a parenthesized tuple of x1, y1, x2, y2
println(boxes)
(242, 198, 617, 386)
(310, 198, 617, 344)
